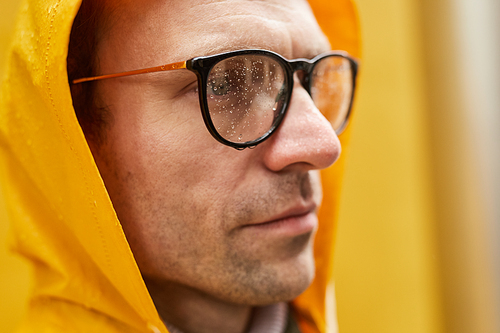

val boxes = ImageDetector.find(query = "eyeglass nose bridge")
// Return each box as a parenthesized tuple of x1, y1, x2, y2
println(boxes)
(288, 59, 315, 71)
(287, 59, 316, 95)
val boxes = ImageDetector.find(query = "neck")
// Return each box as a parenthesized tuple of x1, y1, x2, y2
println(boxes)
(144, 278, 252, 333)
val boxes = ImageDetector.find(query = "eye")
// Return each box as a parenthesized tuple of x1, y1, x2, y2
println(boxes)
(209, 76, 231, 96)
(172, 80, 199, 99)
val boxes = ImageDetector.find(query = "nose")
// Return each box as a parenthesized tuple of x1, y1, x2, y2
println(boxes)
(262, 79, 341, 172)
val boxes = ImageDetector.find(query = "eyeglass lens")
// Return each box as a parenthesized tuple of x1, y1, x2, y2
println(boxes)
(310, 56, 353, 131)
(206, 54, 353, 144)
(207, 55, 287, 143)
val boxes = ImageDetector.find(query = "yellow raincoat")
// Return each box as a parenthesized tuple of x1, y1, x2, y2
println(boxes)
(0, 0, 360, 332)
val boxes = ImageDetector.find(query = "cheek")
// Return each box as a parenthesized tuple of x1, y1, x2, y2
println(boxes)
(95, 81, 269, 275)
(103, 82, 209, 176)
(100, 94, 252, 231)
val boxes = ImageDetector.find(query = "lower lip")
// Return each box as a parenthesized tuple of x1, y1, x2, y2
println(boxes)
(242, 211, 318, 237)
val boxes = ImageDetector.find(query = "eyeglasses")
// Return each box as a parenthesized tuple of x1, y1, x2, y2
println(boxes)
(73, 49, 358, 150)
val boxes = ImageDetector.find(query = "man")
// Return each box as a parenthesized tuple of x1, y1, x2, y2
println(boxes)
(0, 0, 360, 332)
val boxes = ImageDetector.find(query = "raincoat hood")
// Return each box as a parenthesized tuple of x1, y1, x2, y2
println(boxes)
(0, 0, 360, 332)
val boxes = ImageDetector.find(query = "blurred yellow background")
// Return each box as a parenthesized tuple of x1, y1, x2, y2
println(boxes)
(1, 0, 499, 332)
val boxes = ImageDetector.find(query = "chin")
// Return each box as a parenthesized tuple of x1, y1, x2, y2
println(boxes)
(224, 240, 317, 306)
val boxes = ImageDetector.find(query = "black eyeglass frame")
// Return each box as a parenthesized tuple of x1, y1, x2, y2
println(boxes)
(186, 49, 358, 150)
(72, 49, 359, 150)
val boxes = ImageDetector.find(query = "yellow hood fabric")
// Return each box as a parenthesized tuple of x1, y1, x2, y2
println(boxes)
(0, 0, 360, 332)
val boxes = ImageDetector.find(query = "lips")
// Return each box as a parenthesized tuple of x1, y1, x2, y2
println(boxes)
(240, 202, 318, 237)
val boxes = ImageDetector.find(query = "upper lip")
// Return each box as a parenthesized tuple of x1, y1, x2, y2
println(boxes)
(243, 201, 317, 227)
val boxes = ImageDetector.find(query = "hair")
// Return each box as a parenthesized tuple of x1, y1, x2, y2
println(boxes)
(67, 0, 114, 146)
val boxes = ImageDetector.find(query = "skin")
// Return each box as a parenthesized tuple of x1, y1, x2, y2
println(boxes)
(89, 1, 340, 332)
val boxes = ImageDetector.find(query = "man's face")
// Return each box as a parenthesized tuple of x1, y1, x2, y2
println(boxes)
(91, 0, 340, 305)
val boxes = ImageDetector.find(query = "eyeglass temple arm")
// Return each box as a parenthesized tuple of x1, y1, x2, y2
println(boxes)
(72, 61, 187, 84)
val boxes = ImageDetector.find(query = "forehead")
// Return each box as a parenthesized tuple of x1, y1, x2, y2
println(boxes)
(102, 0, 330, 69)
